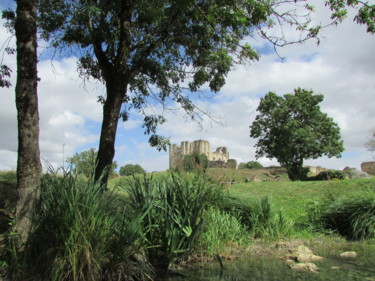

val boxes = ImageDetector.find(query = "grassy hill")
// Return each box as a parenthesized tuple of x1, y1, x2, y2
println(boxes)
(108, 167, 374, 225)
(227, 177, 375, 222)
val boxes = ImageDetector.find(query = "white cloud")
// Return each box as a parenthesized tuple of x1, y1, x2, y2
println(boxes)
(0, 150, 17, 171)
(123, 119, 142, 130)
(0, 20, 102, 170)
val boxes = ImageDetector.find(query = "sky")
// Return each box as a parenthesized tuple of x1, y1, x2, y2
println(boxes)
(1, 1, 374, 173)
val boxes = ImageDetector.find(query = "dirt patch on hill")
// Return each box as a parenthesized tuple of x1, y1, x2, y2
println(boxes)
(206, 167, 289, 185)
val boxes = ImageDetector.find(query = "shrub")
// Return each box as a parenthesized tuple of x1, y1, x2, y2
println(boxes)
(320, 192, 375, 240)
(244, 161, 263, 169)
(299, 200, 330, 234)
(9, 170, 151, 281)
(220, 196, 293, 239)
(119, 164, 146, 176)
(199, 208, 249, 256)
(124, 173, 214, 275)
(312, 170, 346, 181)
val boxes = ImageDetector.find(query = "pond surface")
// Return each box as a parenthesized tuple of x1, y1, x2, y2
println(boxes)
(161, 243, 375, 281)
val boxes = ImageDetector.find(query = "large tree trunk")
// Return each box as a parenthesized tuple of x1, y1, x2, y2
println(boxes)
(95, 77, 127, 188)
(286, 161, 307, 181)
(14, 0, 41, 243)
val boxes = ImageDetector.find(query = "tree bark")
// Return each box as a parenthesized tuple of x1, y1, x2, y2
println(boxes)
(286, 161, 307, 181)
(95, 76, 127, 188)
(14, 0, 41, 243)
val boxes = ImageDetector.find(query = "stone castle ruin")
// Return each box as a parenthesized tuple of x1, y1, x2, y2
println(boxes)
(361, 161, 375, 175)
(169, 140, 237, 169)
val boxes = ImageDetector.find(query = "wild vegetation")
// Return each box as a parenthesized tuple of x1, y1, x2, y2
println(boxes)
(1, 169, 374, 280)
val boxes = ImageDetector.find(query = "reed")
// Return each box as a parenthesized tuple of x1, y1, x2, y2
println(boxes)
(124, 173, 212, 275)
(320, 192, 375, 240)
(9, 169, 152, 281)
(220, 196, 293, 239)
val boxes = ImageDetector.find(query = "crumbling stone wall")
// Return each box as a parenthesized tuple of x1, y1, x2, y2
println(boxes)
(169, 140, 236, 169)
(361, 161, 375, 175)
(305, 166, 326, 176)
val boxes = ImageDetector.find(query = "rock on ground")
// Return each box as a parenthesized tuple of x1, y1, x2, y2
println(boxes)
(340, 251, 357, 258)
(292, 245, 324, 263)
(290, 262, 319, 273)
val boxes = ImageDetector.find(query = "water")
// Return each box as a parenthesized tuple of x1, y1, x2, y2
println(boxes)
(161, 244, 375, 281)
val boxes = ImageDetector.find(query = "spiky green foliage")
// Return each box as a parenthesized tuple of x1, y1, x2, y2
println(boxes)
(200, 207, 249, 256)
(221, 196, 292, 239)
(9, 170, 152, 281)
(124, 174, 211, 275)
(320, 192, 375, 240)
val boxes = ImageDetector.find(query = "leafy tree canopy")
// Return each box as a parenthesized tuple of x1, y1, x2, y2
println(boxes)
(326, 0, 375, 34)
(67, 148, 118, 177)
(119, 164, 146, 176)
(250, 88, 344, 181)
(1, 9, 15, 88)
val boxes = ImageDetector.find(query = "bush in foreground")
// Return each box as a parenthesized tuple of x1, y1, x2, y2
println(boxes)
(124, 174, 214, 275)
(221, 196, 293, 239)
(200, 207, 249, 257)
(320, 192, 375, 240)
(8, 171, 151, 281)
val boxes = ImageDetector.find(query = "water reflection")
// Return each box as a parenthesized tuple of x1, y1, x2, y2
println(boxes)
(161, 248, 375, 281)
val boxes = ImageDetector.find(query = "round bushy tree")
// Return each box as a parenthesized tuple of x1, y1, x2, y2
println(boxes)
(67, 148, 118, 177)
(245, 161, 263, 169)
(250, 88, 344, 181)
(119, 164, 146, 176)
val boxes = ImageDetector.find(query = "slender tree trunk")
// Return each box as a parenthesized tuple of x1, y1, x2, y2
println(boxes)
(95, 76, 127, 188)
(14, 0, 41, 243)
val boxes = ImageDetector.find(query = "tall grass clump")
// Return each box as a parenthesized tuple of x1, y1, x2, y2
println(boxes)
(199, 208, 249, 257)
(9, 169, 152, 281)
(320, 192, 375, 240)
(124, 173, 215, 275)
(221, 196, 293, 239)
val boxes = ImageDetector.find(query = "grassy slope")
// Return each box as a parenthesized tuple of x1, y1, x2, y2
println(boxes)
(227, 178, 375, 221)
(0, 171, 17, 212)
(3, 169, 373, 228)
(109, 168, 374, 224)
